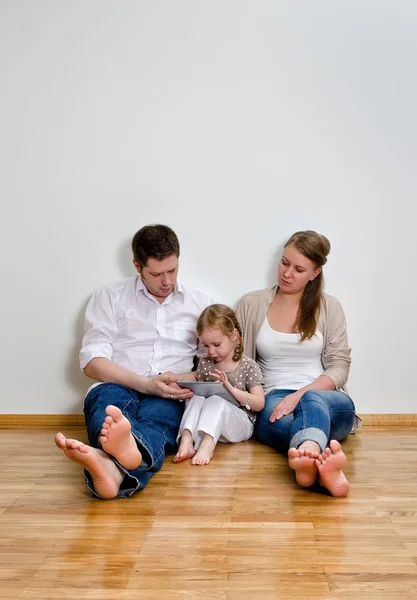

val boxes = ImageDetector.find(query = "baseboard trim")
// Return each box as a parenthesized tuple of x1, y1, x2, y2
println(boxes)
(360, 414, 417, 426)
(0, 414, 85, 427)
(0, 413, 416, 428)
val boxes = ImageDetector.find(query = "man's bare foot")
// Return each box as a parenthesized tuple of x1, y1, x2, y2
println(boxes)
(288, 446, 319, 487)
(315, 440, 350, 497)
(191, 434, 215, 466)
(55, 432, 124, 499)
(173, 429, 196, 463)
(99, 405, 142, 470)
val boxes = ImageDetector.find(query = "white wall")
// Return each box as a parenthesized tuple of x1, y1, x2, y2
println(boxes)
(1, 1, 416, 415)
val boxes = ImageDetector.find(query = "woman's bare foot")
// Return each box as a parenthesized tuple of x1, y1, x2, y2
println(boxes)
(173, 429, 196, 463)
(55, 432, 124, 499)
(191, 434, 215, 466)
(315, 440, 350, 497)
(288, 445, 319, 487)
(99, 405, 142, 470)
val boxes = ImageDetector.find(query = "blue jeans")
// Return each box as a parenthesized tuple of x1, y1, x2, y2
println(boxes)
(83, 383, 184, 499)
(254, 389, 355, 454)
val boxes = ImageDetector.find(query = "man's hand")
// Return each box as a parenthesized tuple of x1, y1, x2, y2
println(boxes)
(269, 392, 301, 423)
(145, 372, 193, 401)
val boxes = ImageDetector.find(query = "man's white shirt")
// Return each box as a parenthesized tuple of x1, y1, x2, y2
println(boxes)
(80, 277, 213, 383)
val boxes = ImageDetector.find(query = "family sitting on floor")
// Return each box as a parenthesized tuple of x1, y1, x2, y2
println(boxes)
(56, 224, 361, 499)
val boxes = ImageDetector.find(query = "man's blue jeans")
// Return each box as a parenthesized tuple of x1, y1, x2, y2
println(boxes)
(83, 383, 184, 499)
(254, 389, 355, 454)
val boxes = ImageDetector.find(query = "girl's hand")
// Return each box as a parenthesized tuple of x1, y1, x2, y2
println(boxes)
(269, 392, 301, 422)
(209, 369, 230, 387)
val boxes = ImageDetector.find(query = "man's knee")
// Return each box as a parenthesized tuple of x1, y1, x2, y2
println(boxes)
(84, 382, 134, 414)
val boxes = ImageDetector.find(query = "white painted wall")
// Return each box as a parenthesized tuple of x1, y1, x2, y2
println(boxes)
(1, 1, 416, 415)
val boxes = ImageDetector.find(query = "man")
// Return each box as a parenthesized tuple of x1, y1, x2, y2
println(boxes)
(55, 224, 212, 499)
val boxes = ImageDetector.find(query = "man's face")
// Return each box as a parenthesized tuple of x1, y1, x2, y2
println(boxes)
(134, 254, 179, 302)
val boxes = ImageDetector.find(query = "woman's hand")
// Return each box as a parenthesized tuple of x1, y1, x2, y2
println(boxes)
(269, 391, 301, 422)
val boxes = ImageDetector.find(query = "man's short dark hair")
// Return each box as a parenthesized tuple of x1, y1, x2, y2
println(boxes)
(132, 224, 180, 267)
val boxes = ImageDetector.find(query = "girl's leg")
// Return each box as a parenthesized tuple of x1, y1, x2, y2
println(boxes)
(173, 395, 206, 462)
(192, 395, 253, 466)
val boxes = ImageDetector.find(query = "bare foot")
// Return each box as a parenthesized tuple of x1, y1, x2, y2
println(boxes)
(288, 446, 319, 487)
(173, 429, 196, 463)
(55, 432, 124, 499)
(99, 405, 142, 470)
(191, 434, 215, 466)
(315, 440, 350, 497)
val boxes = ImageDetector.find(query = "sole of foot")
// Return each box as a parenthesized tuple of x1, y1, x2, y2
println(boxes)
(55, 432, 123, 499)
(288, 447, 318, 487)
(315, 439, 350, 497)
(99, 405, 142, 470)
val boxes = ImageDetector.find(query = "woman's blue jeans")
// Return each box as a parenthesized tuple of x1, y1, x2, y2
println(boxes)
(83, 382, 184, 499)
(254, 389, 355, 454)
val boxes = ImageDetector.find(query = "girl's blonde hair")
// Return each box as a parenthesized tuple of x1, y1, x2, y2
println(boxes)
(284, 230, 331, 342)
(197, 304, 244, 361)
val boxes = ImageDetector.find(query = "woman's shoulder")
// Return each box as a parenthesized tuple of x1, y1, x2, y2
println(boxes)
(321, 293, 345, 314)
(238, 285, 277, 307)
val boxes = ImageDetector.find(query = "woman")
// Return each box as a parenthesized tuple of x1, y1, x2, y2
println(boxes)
(236, 230, 361, 497)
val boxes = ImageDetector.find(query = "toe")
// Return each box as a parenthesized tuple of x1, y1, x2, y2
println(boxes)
(288, 448, 298, 459)
(329, 440, 342, 453)
(105, 405, 123, 421)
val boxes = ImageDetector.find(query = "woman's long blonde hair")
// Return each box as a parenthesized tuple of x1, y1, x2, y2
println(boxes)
(197, 304, 244, 361)
(284, 230, 331, 342)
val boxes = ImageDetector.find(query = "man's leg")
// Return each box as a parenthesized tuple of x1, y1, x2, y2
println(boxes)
(57, 383, 145, 499)
(123, 395, 184, 490)
(86, 385, 185, 497)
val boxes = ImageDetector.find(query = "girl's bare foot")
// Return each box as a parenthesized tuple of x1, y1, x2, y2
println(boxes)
(173, 429, 196, 463)
(288, 446, 319, 487)
(191, 434, 215, 466)
(99, 405, 142, 470)
(55, 432, 124, 499)
(315, 440, 350, 497)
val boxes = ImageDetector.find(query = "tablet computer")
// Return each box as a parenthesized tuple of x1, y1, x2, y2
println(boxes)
(177, 381, 238, 405)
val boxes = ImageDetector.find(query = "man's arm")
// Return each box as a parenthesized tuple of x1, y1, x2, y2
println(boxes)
(80, 287, 191, 400)
(84, 357, 192, 400)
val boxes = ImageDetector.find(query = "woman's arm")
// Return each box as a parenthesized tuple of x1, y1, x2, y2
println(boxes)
(269, 375, 335, 422)
(321, 296, 351, 389)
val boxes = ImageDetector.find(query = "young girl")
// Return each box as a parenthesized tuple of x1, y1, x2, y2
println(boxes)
(173, 304, 265, 466)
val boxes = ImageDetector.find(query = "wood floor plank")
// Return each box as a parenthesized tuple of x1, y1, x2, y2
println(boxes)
(0, 426, 416, 598)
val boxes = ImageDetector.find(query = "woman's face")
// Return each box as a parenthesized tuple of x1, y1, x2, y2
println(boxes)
(277, 244, 321, 295)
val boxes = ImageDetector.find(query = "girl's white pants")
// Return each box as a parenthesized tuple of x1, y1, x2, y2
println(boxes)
(177, 394, 253, 449)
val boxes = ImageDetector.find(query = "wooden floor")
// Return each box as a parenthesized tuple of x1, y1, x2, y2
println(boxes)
(1, 426, 417, 599)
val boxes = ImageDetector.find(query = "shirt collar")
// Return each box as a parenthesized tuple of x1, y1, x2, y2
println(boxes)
(136, 276, 184, 302)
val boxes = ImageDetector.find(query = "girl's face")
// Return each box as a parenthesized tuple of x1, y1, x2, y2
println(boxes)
(278, 244, 321, 295)
(199, 327, 238, 363)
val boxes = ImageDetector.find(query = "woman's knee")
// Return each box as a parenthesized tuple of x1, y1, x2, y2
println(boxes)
(299, 390, 327, 405)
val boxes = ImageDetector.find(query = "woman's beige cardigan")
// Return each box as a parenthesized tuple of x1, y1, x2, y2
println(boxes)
(236, 285, 361, 431)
